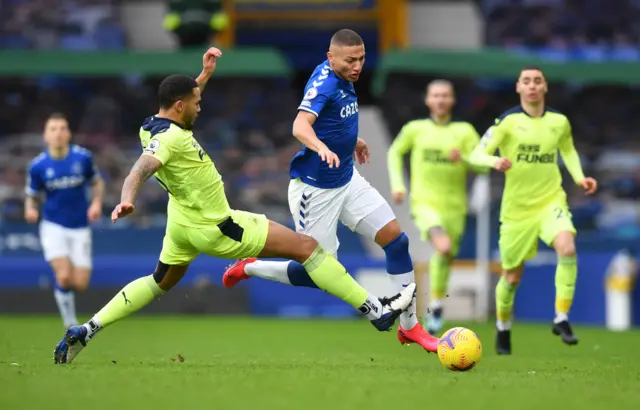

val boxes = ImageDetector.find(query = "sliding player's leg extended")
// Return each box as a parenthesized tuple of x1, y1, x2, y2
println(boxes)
(53, 261, 188, 364)
(254, 219, 415, 331)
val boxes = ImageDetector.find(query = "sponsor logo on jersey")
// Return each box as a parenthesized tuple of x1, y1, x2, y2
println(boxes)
(516, 144, 555, 163)
(340, 101, 358, 118)
(422, 149, 453, 164)
(516, 153, 556, 163)
(45, 175, 85, 190)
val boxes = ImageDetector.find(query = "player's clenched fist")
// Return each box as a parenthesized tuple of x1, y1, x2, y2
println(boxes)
(579, 177, 598, 195)
(493, 158, 512, 172)
(318, 146, 340, 168)
(111, 202, 136, 223)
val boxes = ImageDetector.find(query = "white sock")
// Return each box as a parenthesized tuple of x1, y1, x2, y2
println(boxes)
(496, 320, 512, 331)
(82, 316, 103, 342)
(554, 313, 569, 324)
(245, 260, 291, 285)
(388, 272, 418, 329)
(54, 287, 78, 328)
(359, 295, 384, 320)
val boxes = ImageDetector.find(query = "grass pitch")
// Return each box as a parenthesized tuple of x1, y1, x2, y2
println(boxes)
(1, 316, 638, 410)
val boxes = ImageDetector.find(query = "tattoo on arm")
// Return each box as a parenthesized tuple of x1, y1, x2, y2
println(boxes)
(121, 155, 163, 204)
(196, 72, 211, 94)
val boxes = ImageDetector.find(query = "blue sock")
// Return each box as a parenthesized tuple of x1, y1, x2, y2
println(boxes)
(383, 233, 418, 328)
(383, 233, 414, 276)
(287, 261, 319, 289)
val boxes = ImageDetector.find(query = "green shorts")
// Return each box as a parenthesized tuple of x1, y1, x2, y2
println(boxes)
(159, 209, 269, 265)
(412, 205, 466, 257)
(499, 201, 576, 270)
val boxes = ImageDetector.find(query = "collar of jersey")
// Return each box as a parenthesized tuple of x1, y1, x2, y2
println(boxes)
(153, 116, 187, 130)
(519, 105, 547, 118)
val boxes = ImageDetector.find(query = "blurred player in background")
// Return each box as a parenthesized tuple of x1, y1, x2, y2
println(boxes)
(222, 29, 438, 353)
(469, 67, 598, 354)
(53, 48, 416, 364)
(25, 113, 104, 329)
(387, 80, 488, 335)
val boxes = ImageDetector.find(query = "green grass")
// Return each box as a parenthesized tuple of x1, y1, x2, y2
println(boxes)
(1, 316, 639, 410)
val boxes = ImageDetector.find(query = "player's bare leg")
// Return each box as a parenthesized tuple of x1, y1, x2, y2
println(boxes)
(225, 220, 416, 331)
(50, 257, 79, 328)
(54, 263, 189, 364)
(495, 264, 524, 355)
(426, 227, 453, 335)
(72, 267, 92, 293)
(373, 219, 438, 353)
(551, 231, 579, 345)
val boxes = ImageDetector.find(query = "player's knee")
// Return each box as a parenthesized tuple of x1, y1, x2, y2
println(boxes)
(56, 274, 74, 290)
(54, 265, 74, 289)
(294, 234, 320, 262)
(504, 270, 522, 286)
(433, 235, 452, 256)
(374, 219, 402, 247)
(555, 241, 576, 258)
(553, 231, 576, 258)
(152, 262, 171, 288)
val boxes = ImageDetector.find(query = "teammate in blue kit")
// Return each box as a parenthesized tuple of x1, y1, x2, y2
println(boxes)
(223, 29, 438, 352)
(25, 113, 104, 329)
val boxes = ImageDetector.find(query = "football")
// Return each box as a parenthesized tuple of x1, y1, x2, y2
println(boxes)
(437, 327, 483, 371)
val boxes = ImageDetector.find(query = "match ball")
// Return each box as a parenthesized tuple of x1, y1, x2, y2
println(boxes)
(437, 327, 482, 371)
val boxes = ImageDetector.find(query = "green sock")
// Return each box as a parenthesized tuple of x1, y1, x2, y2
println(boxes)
(429, 252, 450, 301)
(495, 276, 517, 323)
(91, 275, 165, 330)
(303, 246, 368, 308)
(555, 256, 577, 317)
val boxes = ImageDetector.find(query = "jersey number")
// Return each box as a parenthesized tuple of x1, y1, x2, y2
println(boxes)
(192, 140, 208, 161)
(155, 176, 173, 195)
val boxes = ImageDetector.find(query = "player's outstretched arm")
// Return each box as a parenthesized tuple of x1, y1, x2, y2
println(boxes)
(196, 47, 222, 94)
(293, 111, 340, 168)
(24, 195, 39, 224)
(387, 122, 416, 204)
(469, 126, 511, 172)
(558, 122, 597, 194)
(88, 176, 104, 222)
(458, 126, 491, 174)
(112, 155, 163, 222)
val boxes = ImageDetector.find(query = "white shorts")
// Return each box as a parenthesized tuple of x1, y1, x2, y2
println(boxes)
(288, 168, 396, 255)
(39, 220, 93, 269)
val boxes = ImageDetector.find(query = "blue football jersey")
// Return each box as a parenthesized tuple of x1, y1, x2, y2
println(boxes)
(26, 145, 99, 228)
(290, 60, 359, 188)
